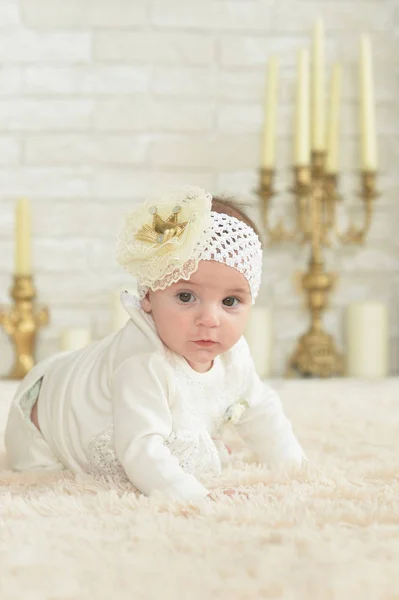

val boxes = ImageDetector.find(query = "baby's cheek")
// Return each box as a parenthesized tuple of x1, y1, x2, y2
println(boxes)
(226, 325, 245, 347)
(177, 312, 194, 329)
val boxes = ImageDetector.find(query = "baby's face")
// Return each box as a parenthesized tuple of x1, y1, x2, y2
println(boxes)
(141, 260, 252, 373)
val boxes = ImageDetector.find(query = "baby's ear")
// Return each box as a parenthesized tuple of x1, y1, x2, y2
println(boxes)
(141, 293, 152, 314)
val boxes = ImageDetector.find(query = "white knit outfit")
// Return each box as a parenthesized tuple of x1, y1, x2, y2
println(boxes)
(5, 293, 305, 501)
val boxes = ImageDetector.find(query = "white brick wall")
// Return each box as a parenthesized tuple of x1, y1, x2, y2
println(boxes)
(0, 0, 398, 377)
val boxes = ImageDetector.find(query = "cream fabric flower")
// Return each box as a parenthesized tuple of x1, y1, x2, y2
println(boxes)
(224, 400, 249, 426)
(116, 186, 213, 291)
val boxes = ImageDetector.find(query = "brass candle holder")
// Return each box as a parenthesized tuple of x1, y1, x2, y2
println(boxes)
(258, 151, 378, 378)
(0, 275, 49, 380)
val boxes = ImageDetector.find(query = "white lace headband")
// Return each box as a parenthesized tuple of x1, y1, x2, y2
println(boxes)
(116, 186, 263, 302)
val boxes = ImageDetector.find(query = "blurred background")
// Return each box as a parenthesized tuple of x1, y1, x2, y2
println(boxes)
(0, 0, 398, 377)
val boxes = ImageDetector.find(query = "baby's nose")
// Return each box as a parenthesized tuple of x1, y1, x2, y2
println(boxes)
(196, 306, 220, 327)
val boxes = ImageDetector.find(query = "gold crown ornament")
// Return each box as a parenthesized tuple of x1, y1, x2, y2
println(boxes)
(135, 205, 188, 244)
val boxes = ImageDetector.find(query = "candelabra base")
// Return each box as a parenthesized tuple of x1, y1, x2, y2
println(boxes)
(0, 275, 49, 381)
(286, 329, 344, 378)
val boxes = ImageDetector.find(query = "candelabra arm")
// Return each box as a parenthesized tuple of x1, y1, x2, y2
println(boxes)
(0, 308, 16, 336)
(336, 171, 378, 245)
(257, 168, 296, 244)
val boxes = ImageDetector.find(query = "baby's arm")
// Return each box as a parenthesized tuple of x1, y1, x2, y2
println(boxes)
(112, 353, 210, 501)
(233, 342, 306, 468)
(235, 382, 306, 468)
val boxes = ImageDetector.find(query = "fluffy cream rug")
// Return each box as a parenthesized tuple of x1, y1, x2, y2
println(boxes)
(1, 378, 398, 600)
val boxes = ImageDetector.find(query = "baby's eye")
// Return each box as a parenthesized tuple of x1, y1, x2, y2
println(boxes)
(177, 292, 195, 303)
(222, 296, 240, 307)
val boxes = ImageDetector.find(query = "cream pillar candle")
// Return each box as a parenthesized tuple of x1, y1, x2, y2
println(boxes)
(346, 302, 388, 377)
(359, 35, 377, 170)
(261, 56, 279, 168)
(60, 328, 91, 352)
(311, 18, 325, 151)
(244, 306, 272, 379)
(325, 64, 342, 174)
(294, 49, 310, 165)
(15, 197, 32, 276)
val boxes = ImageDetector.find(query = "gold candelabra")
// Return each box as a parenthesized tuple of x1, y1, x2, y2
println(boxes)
(0, 275, 49, 380)
(258, 151, 378, 378)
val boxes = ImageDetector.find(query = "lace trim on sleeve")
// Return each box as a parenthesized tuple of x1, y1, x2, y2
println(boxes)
(87, 424, 222, 486)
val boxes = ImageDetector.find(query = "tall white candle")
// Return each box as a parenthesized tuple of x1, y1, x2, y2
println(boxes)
(294, 49, 310, 165)
(244, 306, 272, 379)
(261, 57, 279, 168)
(15, 197, 32, 276)
(345, 302, 388, 377)
(311, 18, 325, 151)
(359, 34, 377, 170)
(325, 64, 342, 174)
(60, 328, 91, 352)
